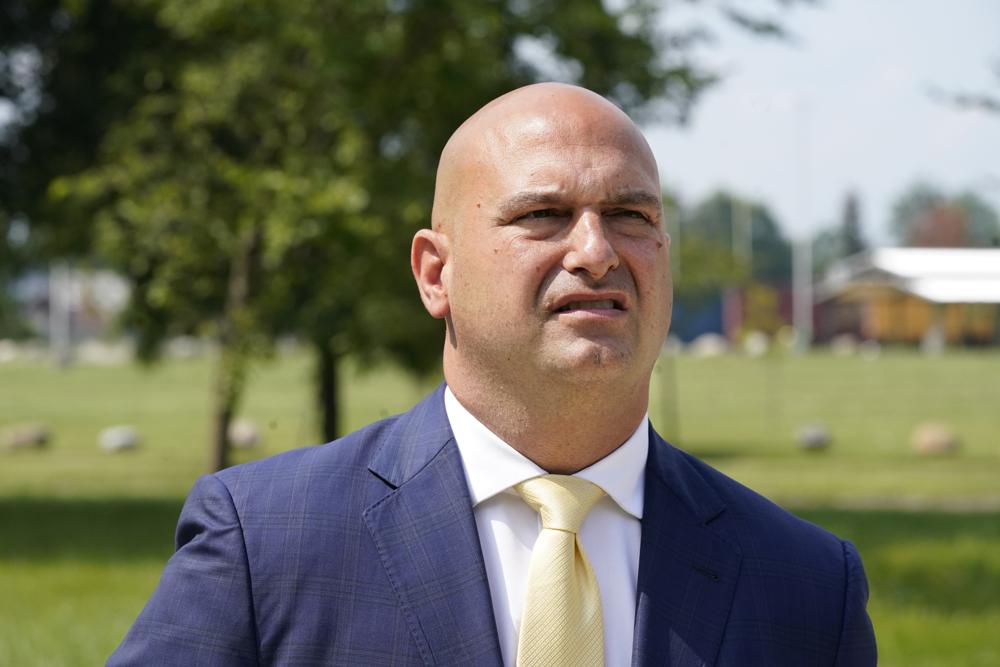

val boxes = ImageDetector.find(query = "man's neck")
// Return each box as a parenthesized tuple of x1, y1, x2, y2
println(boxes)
(444, 368, 650, 474)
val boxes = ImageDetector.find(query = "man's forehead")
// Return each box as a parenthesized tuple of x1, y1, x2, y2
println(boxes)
(449, 85, 650, 161)
(432, 83, 659, 230)
(479, 101, 647, 155)
(483, 118, 660, 193)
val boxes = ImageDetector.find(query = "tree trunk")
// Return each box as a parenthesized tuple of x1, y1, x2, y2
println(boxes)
(209, 342, 246, 472)
(316, 339, 340, 442)
(208, 223, 262, 472)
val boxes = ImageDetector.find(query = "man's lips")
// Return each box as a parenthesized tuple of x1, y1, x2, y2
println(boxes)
(551, 293, 628, 314)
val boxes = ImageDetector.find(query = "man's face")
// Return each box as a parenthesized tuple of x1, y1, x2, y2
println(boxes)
(441, 108, 673, 391)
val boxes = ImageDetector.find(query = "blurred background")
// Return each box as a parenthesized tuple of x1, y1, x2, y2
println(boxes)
(1, 1, 998, 664)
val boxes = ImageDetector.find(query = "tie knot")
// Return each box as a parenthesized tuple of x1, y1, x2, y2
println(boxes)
(515, 475, 605, 533)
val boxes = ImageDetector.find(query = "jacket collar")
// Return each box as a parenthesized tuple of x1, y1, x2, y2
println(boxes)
(364, 384, 503, 666)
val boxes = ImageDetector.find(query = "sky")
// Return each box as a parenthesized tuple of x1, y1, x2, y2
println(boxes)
(645, 0, 1000, 244)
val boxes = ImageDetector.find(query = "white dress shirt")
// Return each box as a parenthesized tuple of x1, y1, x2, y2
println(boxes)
(444, 388, 647, 667)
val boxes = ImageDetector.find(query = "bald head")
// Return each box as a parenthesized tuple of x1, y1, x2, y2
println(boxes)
(431, 83, 659, 235)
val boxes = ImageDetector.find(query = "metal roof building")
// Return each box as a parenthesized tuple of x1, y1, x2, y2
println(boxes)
(818, 248, 1000, 304)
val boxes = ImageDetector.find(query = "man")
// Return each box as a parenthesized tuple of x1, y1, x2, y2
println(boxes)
(110, 83, 876, 666)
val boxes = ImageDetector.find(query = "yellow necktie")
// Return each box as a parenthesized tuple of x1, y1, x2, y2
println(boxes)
(515, 475, 606, 667)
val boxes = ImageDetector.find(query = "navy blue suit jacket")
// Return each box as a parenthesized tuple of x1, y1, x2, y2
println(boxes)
(109, 385, 876, 665)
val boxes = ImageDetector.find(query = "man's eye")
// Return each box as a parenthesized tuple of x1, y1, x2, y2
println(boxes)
(518, 209, 562, 221)
(607, 209, 650, 223)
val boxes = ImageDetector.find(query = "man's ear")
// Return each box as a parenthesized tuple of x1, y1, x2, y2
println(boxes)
(411, 229, 451, 319)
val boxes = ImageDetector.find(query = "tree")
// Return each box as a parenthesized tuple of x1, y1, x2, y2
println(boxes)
(953, 191, 1000, 247)
(0, 0, 178, 257)
(889, 182, 1000, 248)
(3, 0, 812, 470)
(841, 191, 866, 256)
(811, 191, 867, 276)
(681, 191, 792, 283)
(672, 235, 748, 299)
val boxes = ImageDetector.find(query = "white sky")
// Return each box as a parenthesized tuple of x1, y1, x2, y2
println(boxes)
(646, 0, 1000, 244)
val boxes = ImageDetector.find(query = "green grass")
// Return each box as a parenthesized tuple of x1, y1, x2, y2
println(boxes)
(0, 498, 180, 666)
(650, 350, 1000, 505)
(2, 348, 999, 664)
(0, 352, 438, 498)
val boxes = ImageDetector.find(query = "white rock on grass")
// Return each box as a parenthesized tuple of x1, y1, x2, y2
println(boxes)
(689, 333, 729, 358)
(829, 334, 859, 357)
(796, 423, 831, 452)
(229, 419, 261, 449)
(743, 330, 770, 358)
(775, 326, 798, 350)
(78, 340, 133, 365)
(911, 422, 960, 456)
(0, 339, 19, 363)
(859, 340, 881, 361)
(1, 423, 51, 451)
(99, 425, 141, 453)
(165, 336, 205, 360)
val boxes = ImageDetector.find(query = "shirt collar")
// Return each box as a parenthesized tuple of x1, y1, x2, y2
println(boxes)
(445, 387, 647, 520)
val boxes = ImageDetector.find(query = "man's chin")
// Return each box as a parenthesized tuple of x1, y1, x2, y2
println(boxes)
(541, 339, 635, 375)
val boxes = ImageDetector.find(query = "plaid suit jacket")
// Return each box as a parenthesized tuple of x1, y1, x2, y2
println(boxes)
(109, 385, 876, 665)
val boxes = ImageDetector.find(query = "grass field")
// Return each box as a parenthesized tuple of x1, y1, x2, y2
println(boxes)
(2, 348, 999, 665)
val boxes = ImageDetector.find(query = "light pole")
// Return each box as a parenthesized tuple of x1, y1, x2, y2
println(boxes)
(792, 95, 813, 352)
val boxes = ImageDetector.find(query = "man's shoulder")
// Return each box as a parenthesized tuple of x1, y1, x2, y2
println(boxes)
(207, 413, 402, 509)
(205, 385, 451, 512)
(662, 440, 849, 564)
(225, 412, 397, 473)
(209, 381, 449, 512)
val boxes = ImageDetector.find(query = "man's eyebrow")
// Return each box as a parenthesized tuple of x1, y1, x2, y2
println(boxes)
(603, 191, 663, 210)
(494, 191, 567, 220)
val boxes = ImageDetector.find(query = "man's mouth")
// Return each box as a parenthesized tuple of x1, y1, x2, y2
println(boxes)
(555, 299, 624, 313)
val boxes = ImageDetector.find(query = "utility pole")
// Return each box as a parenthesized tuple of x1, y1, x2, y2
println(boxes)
(49, 261, 73, 367)
(792, 96, 813, 352)
(792, 238, 813, 350)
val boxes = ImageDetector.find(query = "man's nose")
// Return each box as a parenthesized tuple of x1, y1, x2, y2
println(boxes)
(563, 211, 620, 279)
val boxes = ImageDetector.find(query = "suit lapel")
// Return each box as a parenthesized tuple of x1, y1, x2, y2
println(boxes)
(364, 386, 503, 667)
(632, 429, 743, 667)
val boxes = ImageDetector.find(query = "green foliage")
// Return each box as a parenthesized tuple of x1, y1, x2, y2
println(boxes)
(672, 234, 747, 298)
(0, 0, 177, 258)
(953, 191, 1000, 246)
(889, 182, 1000, 247)
(680, 190, 792, 283)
